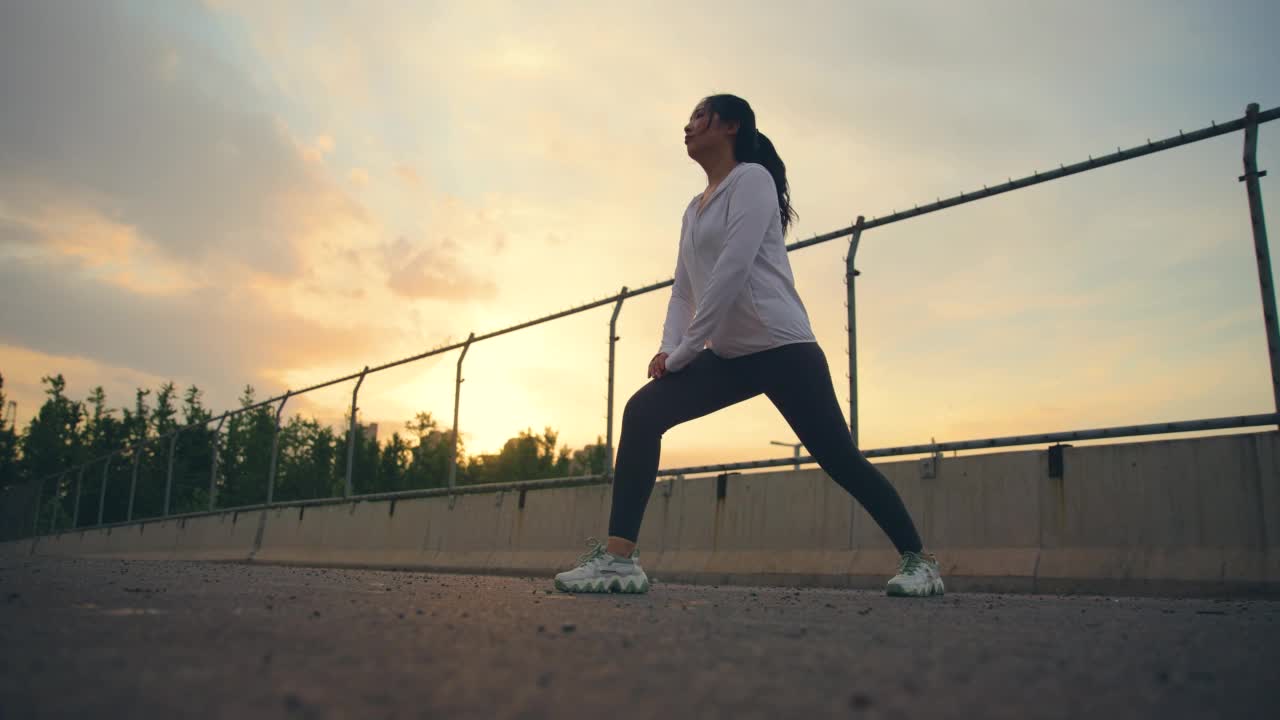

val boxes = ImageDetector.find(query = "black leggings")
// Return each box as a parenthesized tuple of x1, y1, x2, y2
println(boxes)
(608, 341, 924, 555)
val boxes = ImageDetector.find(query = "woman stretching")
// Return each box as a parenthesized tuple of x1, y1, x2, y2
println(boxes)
(555, 94, 944, 598)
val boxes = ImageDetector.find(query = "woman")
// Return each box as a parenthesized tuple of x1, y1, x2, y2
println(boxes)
(554, 94, 944, 597)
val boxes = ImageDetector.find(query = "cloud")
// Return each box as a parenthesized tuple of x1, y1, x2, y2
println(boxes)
(0, 197, 200, 296)
(0, 344, 172, 428)
(0, 1, 419, 425)
(0, 249, 391, 402)
(382, 236, 498, 302)
(3, 0, 1273, 462)
(395, 164, 424, 189)
(0, 2, 364, 281)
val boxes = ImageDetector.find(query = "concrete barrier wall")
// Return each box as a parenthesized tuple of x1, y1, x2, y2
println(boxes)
(4, 431, 1276, 596)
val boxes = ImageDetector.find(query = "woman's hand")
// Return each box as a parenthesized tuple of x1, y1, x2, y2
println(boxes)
(648, 352, 669, 379)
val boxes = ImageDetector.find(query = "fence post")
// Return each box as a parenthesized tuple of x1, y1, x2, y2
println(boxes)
(606, 287, 628, 477)
(98, 454, 111, 526)
(1242, 103, 1280, 423)
(127, 442, 142, 522)
(845, 216, 866, 446)
(72, 465, 85, 529)
(209, 415, 227, 511)
(163, 429, 181, 517)
(448, 333, 476, 491)
(770, 440, 803, 471)
(265, 392, 292, 506)
(32, 475, 45, 537)
(345, 367, 370, 498)
(50, 472, 63, 533)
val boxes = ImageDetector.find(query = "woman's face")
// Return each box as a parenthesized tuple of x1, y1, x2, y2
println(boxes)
(684, 101, 737, 158)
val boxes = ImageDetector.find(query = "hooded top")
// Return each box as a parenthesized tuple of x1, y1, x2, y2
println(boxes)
(660, 162, 817, 373)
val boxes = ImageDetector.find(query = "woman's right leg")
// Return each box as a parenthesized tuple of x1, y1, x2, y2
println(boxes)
(750, 342, 924, 555)
(607, 350, 760, 544)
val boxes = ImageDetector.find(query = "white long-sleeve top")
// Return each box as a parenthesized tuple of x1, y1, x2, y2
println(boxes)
(660, 162, 817, 373)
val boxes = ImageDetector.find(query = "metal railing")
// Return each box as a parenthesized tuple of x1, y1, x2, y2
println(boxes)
(8, 102, 1277, 540)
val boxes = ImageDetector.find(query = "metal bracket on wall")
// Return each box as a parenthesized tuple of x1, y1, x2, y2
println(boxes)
(918, 437, 943, 479)
(716, 472, 740, 500)
(918, 456, 937, 479)
(1048, 443, 1072, 479)
(448, 494, 457, 510)
(661, 476, 680, 498)
(494, 490, 504, 508)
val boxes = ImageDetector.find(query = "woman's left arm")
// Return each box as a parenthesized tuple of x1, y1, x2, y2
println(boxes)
(664, 166, 777, 373)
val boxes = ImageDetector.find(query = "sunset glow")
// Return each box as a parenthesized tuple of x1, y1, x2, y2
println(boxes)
(2, 1, 1277, 468)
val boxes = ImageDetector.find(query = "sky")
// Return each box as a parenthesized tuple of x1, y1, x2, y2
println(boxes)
(1, 0, 1278, 470)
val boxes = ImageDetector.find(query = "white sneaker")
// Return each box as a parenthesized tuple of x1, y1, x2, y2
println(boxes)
(886, 550, 945, 597)
(554, 538, 650, 594)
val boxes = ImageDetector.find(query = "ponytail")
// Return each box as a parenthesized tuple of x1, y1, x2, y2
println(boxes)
(747, 130, 796, 236)
(705, 94, 798, 236)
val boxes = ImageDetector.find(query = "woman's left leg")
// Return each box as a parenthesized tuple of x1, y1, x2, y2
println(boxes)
(608, 349, 761, 544)
(744, 342, 924, 555)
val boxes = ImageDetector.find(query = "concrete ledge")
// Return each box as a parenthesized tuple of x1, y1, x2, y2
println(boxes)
(3, 431, 1275, 598)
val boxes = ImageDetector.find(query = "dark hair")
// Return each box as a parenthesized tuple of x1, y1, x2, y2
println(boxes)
(703, 94, 797, 236)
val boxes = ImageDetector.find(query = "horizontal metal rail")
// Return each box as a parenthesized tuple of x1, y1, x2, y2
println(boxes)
(787, 105, 1280, 249)
(27, 414, 1276, 538)
(47, 474, 615, 534)
(658, 413, 1279, 477)
(22, 105, 1280, 498)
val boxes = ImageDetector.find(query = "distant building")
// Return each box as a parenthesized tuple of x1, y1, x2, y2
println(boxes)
(360, 422, 378, 443)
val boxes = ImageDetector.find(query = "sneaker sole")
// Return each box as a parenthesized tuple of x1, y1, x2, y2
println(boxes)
(886, 578, 945, 597)
(554, 576, 650, 594)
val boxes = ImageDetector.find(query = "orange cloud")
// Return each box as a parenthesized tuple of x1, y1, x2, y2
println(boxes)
(395, 164, 423, 188)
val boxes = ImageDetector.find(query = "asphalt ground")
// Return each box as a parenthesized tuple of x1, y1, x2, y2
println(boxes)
(1, 556, 1277, 719)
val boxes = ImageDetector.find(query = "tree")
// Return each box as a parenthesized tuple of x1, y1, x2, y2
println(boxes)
(20, 375, 85, 530)
(126, 382, 181, 519)
(0, 374, 26, 538)
(463, 426, 569, 485)
(344, 413, 382, 496)
(0, 366, 622, 538)
(101, 387, 152, 522)
(21, 375, 84, 479)
(0, 374, 19, 492)
(121, 388, 151, 448)
(165, 385, 215, 515)
(152, 383, 178, 435)
(274, 416, 340, 502)
(403, 412, 455, 489)
(376, 432, 413, 492)
(79, 385, 129, 526)
(565, 436, 609, 476)
(217, 386, 277, 509)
